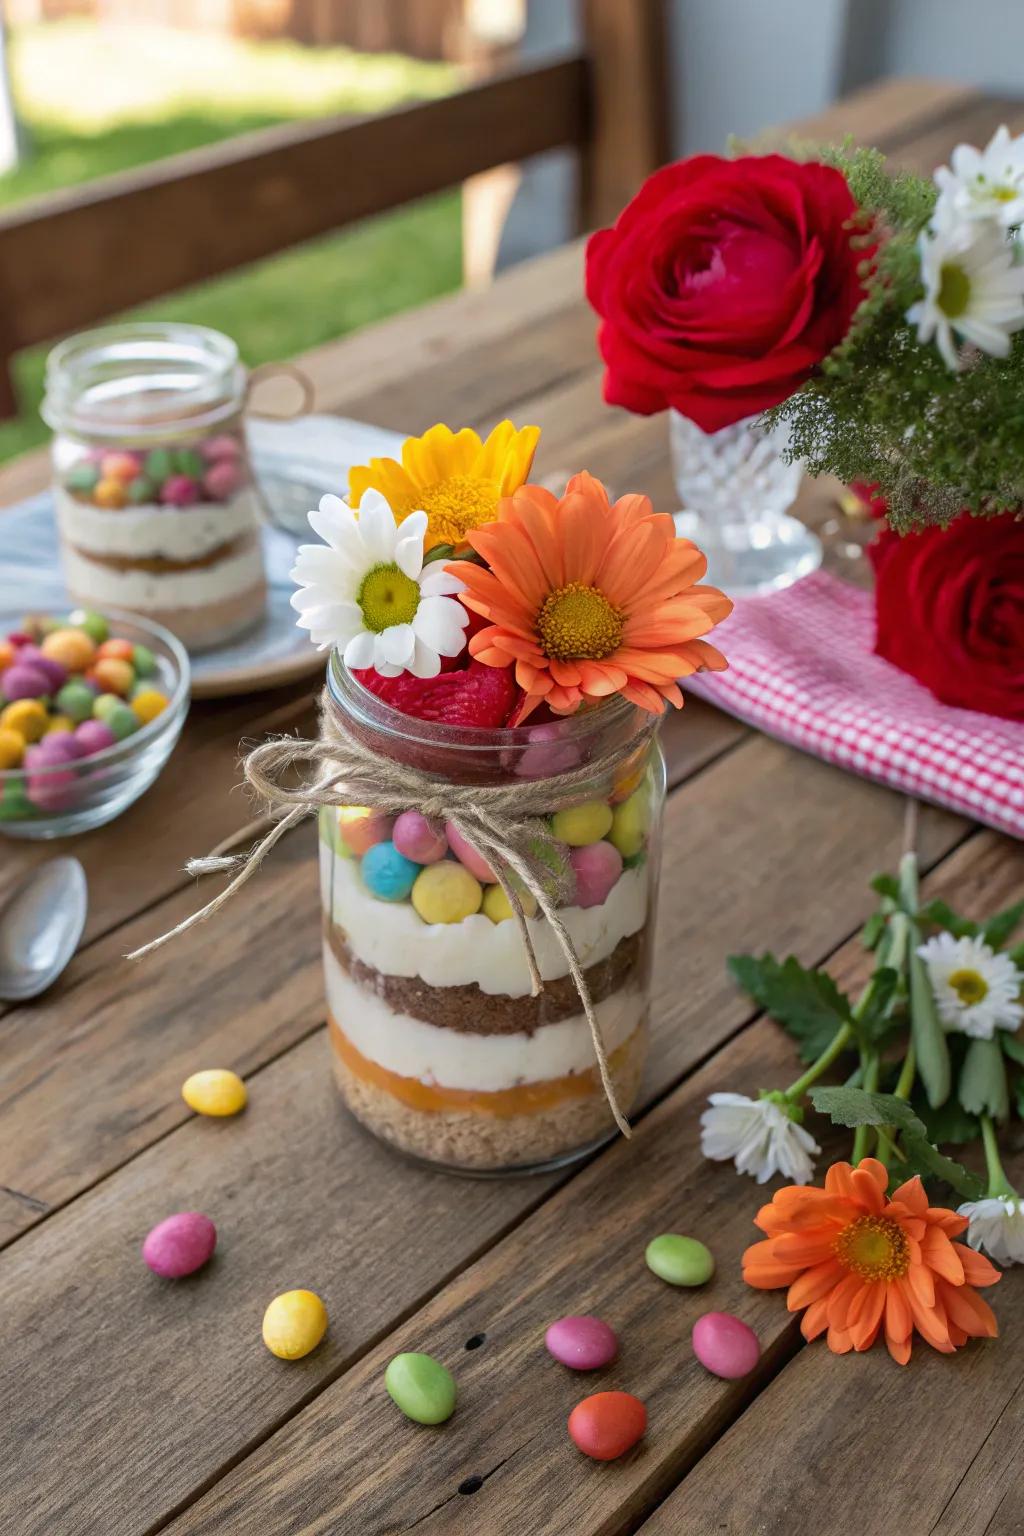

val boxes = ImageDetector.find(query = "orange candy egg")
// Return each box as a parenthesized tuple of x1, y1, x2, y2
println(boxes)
(96, 638, 135, 662)
(0, 639, 14, 671)
(91, 657, 135, 696)
(568, 1392, 647, 1461)
(100, 452, 141, 481)
(94, 478, 128, 510)
(41, 627, 96, 672)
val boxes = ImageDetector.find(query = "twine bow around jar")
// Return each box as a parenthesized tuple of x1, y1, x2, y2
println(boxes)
(129, 691, 659, 1138)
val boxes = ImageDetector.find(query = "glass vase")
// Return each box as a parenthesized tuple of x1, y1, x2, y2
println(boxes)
(669, 409, 821, 595)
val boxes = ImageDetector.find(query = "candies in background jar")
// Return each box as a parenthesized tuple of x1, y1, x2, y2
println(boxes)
(61, 432, 247, 510)
(0, 610, 172, 821)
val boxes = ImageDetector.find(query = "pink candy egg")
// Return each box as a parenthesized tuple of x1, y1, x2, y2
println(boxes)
(101, 450, 143, 481)
(393, 810, 448, 865)
(545, 1315, 619, 1370)
(515, 722, 582, 779)
(16, 645, 67, 691)
(25, 734, 85, 766)
(160, 474, 201, 507)
(692, 1312, 760, 1380)
(569, 840, 623, 909)
(202, 458, 243, 501)
(142, 1212, 217, 1278)
(2, 663, 51, 700)
(75, 719, 118, 755)
(445, 821, 496, 882)
(200, 433, 242, 463)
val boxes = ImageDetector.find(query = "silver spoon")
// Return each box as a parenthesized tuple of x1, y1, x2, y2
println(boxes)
(0, 858, 88, 1002)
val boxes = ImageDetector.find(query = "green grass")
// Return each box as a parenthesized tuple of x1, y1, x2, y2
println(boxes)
(0, 22, 463, 464)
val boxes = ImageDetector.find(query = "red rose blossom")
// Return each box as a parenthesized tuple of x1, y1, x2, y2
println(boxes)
(869, 512, 1024, 721)
(585, 154, 870, 433)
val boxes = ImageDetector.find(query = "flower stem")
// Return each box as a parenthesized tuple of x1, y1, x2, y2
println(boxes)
(852, 1052, 880, 1163)
(981, 1114, 1016, 1199)
(784, 1021, 855, 1100)
(893, 1041, 916, 1102)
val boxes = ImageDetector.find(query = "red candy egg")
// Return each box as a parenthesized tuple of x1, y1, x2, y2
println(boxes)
(568, 1391, 647, 1461)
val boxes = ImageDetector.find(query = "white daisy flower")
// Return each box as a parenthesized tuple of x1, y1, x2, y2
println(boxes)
(935, 126, 1024, 228)
(917, 931, 1024, 1039)
(957, 1195, 1024, 1266)
(907, 218, 1024, 370)
(700, 1092, 820, 1185)
(290, 490, 469, 678)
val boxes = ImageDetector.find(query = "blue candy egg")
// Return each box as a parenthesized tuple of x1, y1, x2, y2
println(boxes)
(360, 840, 419, 902)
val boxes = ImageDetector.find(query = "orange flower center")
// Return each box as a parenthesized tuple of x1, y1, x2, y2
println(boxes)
(416, 476, 498, 547)
(834, 1215, 910, 1281)
(536, 582, 623, 661)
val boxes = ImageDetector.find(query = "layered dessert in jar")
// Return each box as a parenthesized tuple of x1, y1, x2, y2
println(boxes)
(43, 323, 266, 652)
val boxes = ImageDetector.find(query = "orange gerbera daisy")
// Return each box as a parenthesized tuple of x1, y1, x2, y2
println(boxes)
(455, 473, 732, 717)
(743, 1158, 1001, 1365)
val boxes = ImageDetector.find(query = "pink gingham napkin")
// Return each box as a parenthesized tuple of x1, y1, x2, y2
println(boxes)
(684, 569, 1024, 839)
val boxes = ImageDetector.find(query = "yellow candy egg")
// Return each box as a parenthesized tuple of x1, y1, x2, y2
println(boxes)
(262, 1289, 328, 1360)
(181, 1068, 248, 1117)
(551, 800, 614, 847)
(41, 627, 96, 672)
(0, 698, 48, 743)
(94, 477, 128, 510)
(481, 883, 538, 923)
(132, 688, 169, 725)
(609, 784, 651, 859)
(0, 728, 24, 768)
(44, 714, 74, 735)
(411, 862, 482, 925)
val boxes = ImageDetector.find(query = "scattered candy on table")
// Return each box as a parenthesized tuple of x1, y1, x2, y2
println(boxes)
(568, 1391, 647, 1460)
(262, 1289, 328, 1360)
(645, 1234, 715, 1287)
(385, 1352, 457, 1424)
(545, 1315, 619, 1370)
(691, 1312, 760, 1379)
(181, 1068, 248, 1117)
(142, 1212, 217, 1279)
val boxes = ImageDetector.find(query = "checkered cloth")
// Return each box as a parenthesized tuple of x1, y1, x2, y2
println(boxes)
(684, 569, 1024, 839)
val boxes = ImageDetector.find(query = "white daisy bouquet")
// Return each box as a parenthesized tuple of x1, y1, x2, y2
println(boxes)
(767, 126, 1024, 531)
(701, 847, 1024, 1267)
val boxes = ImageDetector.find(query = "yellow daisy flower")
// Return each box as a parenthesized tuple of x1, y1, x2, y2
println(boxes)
(347, 420, 540, 552)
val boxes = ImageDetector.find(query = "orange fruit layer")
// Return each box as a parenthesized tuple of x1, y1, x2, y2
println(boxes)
(328, 1012, 633, 1119)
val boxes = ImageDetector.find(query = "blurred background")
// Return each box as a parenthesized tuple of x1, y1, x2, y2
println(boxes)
(0, 0, 1020, 468)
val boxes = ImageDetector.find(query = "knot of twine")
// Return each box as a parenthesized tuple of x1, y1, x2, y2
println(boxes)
(130, 690, 657, 1138)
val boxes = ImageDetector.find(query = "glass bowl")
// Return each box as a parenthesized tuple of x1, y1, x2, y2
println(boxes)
(0, 610, 189, 839)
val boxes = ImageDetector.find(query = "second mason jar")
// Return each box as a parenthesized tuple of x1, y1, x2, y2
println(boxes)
(318, 655, 665, 1176)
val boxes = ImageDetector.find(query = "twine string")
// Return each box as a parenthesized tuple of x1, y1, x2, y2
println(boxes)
(128, 691, 655, 1138)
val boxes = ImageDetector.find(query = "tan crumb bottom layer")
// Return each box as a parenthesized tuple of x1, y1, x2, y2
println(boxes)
(330, 1022, 648, 1172)
(67, 578, 267, 652)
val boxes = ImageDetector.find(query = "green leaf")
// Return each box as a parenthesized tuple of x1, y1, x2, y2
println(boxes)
(916, 899, 979, 939)
(959, 1037, 1010, 1122)
(871, 873, 901, 901)
(911, 1091, 979, 1146)
(1016, 1074, 1024, 1121)
(983, 901, 1024, 951)
(422, 542, 455, 563)
(727, 953, 853, 1064)
(856, 966, 901, 1045)
(894, 1136, 985, 1201)
(908, 943, 951, 1108)
(860, 908, 887, 951)
(1008, 943, 1024, 970)
(809, 1088, 984, 1198)
(1001, 1033, 1024, 1067)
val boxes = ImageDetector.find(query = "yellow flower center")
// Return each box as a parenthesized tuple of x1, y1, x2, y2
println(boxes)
(949, 967, 989, 1006)
(357, 563, 420, 632)
(537, 582, 624, 662)
(416, 476, 499, 548)
(834, 1215, 910, 1281)
(937, 262, 971, 319)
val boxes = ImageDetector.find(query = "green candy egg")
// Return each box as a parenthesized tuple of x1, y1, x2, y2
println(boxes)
(645, 1233, 715, 1287)
(144, 447, 174, 484)
(56, 681, 96, 723)
(92, 692, 122, 723)
(174, 447, 205, 479)
(131, 643, 157, 678)
(609, 784, 651, 860)
(126, 475, 157, 505)
(551, 800, 614, 847)
(106, 702, 140, 741)
(68, 609, 109, 644)
(0, 779, 34, 821)
(65, 463, 100, 495)
(384, 1352, 456, 1425)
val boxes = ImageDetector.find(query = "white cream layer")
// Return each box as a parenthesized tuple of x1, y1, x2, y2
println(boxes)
(54, 485, 261, 560)
(61, 539, 265, 611)
(325, 945, 644, 1091)
(320, 840, 648, 996)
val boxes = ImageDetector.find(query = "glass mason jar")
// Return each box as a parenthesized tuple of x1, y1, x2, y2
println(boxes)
(670, 409, 821, 596)
(42, 322, 267, 653)
(319, 655, 665, 1176)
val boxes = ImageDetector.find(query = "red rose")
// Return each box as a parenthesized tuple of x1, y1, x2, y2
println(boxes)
(585, 155, 869, 433)
(869, 512, 1024, 721)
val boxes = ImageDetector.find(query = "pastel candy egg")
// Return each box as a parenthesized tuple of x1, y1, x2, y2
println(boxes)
(338, 806, 394, 857)
(131, 688, 169, 725)
(0, 640, 13, 671)
(96, 638, 135, 662)
(692, 1312, 760, 1380)
(127, 475, 157, 505)
(2, 663, 50, 701)
(609, 784, 651, 859)
(262, 1289, 328, 1360)
(100, 450, 143, 481)
(568, 1391, 646, 1461)
(182, 1068, 247, 1117)
(57, 680, 98, 722)
(132, 643, 157, 678)
(445, 821, 495, 882)
(202, 457, 243, 501)
(92, 693, 122, 722)
(94, 477, 128, 509)
(411, 862, 482, 925)
(0, 699, 49, 742)
(65, 462, 100, 495)
(385, 1352, 456, 1425)
(105, 702, 140, 741)
(25, 732, 85, 765)
(67, 609, 109, 645)
(160, 474, 201, 507)
(17, 645, 67, 691)
(392, 810, 447, 865)
(174, 447, 206, 480)
(144, 447, 175, 483)
(74, 719, 117, 756)
(481, 882, 537, 923)
(569, 840, 623, 909)
(515, 721, 582, 779)
(551, 800, 614, 847)
(0, 728, 24, 768)
(545, 1315, 618, 1370)
(142, 1212, 217, 1279)
(0, 780, 33, 820)
(361, 841, 419, 902)
(44, 715, 74, 735)
(43, 626, 96, 670)
(201, 433, 242, 462)
(645, 1233, 715, 1287)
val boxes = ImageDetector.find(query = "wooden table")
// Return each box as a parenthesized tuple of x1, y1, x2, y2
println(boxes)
(3, 78, 1023, 1536)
